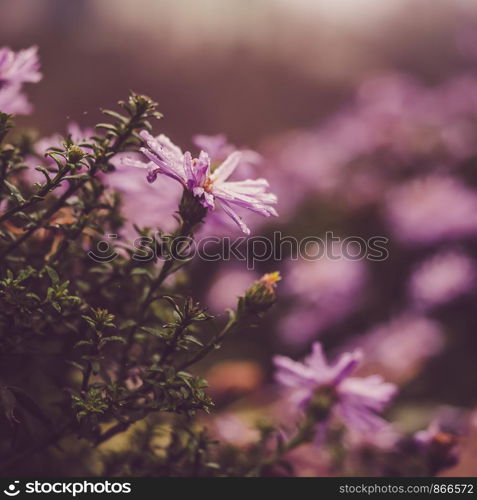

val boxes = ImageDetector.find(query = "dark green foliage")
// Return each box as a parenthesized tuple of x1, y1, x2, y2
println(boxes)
(0, 93, 283, 477)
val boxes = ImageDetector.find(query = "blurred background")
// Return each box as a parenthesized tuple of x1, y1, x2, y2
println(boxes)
(3, 0, 477, 475)
(2, 0, 477, 144)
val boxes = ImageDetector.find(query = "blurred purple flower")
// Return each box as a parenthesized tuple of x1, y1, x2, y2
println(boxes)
(274, 342, 396, 435)
(0, 46, 42, 115)
(262, 72, 477, 221)
(206, 267, 259, 313)
(24, 123, 94, 186)
(105, 163, 181, 239)
(213, 413, 260, 447)
(278, 244, 367, 346)
(346, 423, 400, 451)
(0, 46, 41, 86)
(385, 176, 477, 245)
(408, 250, 476, 310)
(126, 131, 277, 234)
(0, 84, 32, 114)
(354, 313, 445, 383)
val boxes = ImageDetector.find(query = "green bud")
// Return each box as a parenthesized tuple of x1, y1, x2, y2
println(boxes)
(67, 145, 84, 164)
(243, 272, 281, 314)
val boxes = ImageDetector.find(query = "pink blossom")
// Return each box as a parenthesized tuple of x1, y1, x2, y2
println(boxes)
(408, 251, 476, 309)
(128, 131, 277, 235)
(384, 176, 477, 245)
(0, 46, 41, 86)
(274, 342, 396, 435)
(354, 313, 445, 383)
(206, 267, 259, 313)
(0, 46, 42, 115)
(278, 244, 367, 346)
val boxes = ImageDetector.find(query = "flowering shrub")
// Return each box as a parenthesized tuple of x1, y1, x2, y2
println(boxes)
(0, 46, 465, 477)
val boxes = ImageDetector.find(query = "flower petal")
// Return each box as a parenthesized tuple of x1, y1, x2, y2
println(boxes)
(220, 201, 251, 234)
(211, 151, 242, 183)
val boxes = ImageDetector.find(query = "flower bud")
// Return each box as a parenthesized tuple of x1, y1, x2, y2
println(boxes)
(67, 145, 84, 164)
(243, 272, 281, 314)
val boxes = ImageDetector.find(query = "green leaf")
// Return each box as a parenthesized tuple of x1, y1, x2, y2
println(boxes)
(44, 265, 59, 286)
(141, 326, 167, 338)
(100, 336, 126, 345)
(0, 386, 18, 425)
(74, 339, 94, 349)
(130, 267, 152, 278)
(183, 335, 204, 347)
(4, 180, 25, 203)
(8, 386, 52, 428)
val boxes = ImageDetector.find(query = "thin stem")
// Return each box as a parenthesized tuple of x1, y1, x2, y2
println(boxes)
(118, 220, 195, 379)
(246, 415, 316, 476)
(177, 315, 238, 372)
(0, 102, 152, 260)
(0, 162, 72, 224)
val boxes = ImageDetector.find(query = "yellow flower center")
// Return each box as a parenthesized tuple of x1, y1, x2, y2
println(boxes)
(259, 272, 282, 292)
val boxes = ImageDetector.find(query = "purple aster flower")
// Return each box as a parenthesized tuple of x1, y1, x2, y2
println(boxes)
(0, 84, 32, 114)
(408, 250, 476, 310)
(0, 46, 42, 115)
(278, 243, 368, 347)
(385, 175, 477, 245)
(124, 131, 277, 234)
(0, 46, 42, 87)
(212, 413, 260, 447)
(352, 313, 445, 384)
(273, 342, 396, 435)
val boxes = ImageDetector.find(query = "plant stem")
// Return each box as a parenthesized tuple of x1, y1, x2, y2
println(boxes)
(246, 414, 316, 476)
(177, 315, 238, 371)
(118, 220, 195, 379)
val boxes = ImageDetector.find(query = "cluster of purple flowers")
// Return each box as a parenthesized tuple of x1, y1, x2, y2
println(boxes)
(0, 46, 41, 114)
(1, 42, 470, 476)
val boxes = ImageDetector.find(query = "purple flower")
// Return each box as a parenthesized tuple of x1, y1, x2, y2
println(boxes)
(0, 46, 42, 87)
(353, 313, 445, 383)
(213, 413, 260, 447)
(0, 84, 32, 114)
(278, 243, 368, 346)
(273, 342, 396, 435)
(206, 266, 259, 313)
(0, 46, 42, 115)
(125, 131, 277, 235)
(408, 250, 476, 310)
(385, 175, 477, 245)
